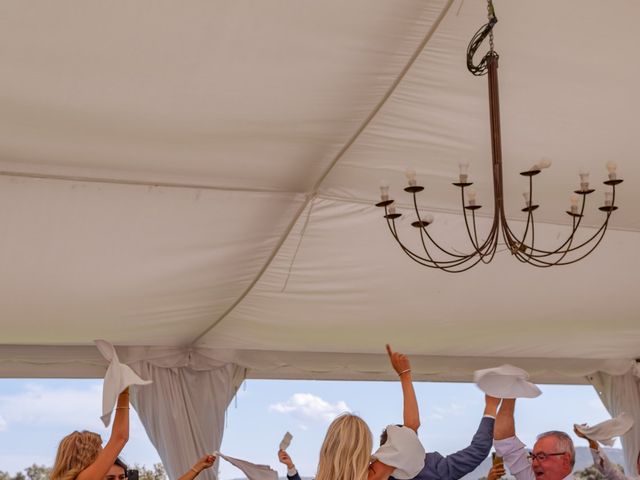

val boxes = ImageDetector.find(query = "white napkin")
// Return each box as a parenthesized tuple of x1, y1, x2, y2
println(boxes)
(214, 452, 278, 480)
(279, 431, 293, 451)
(372, 425, 425, 479)
(95, 339, 152, 427)
(574, 413, 634, 446)
(474, 364, 541, 399)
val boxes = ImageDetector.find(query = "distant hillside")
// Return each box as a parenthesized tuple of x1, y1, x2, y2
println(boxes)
(224, 448, 624, 480)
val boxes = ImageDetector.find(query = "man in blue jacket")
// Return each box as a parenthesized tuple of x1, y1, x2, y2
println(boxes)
(390, 395, 500, 480)
(279, 395, 501, 480)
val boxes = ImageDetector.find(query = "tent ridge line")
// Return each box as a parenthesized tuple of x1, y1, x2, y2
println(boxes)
(0, 170, 300, 195)
(187, 0, 457, 345)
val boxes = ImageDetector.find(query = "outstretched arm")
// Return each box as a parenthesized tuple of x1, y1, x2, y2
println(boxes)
(278, 450, 301, 480)
(386, 344, 420, 432)
(493, 399, 534, 480)
(177, 455, 216, 480)
(433, 396, 498, 480)
(493, 398, 515, 440)
(574, 427, 629, 480)
(77, 388, 130, 480)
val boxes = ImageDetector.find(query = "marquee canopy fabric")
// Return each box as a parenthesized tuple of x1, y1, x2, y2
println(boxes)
(1, 0, 639, 383)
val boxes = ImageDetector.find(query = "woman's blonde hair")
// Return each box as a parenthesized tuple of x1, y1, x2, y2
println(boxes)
(51, 430, 103, 480)
(316, 413, 373, 480)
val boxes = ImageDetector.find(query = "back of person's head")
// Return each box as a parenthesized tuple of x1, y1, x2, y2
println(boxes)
(316, 413, 373, 480)
(537, 430, 575, 467)
(51, 430, 103, 480)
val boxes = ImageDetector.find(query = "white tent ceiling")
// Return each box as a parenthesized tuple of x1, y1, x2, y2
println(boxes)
(1, 0, 639, 383)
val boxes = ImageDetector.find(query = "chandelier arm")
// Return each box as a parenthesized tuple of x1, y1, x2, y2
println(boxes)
(512, 217, 610, 267)
(413, 194, 468, 258)
(525, 183, 618, 257)
(471, 210, 497, 264)
(518, 192, 587, 256)
(386, 216, 472, 267)
(418, 228, 482, 269)
(526, 211, 612, 257)
(460, 187, 497, 256)
(386, 219, 444, 269)
(419, 226, 490, 272)
(516, 194, 587, 257)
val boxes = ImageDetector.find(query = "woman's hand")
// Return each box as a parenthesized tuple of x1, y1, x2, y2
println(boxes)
(192, 455, 216, 473)
(386, 344, 410, 376)
(573, 425, 598, 449)
(278, 450, 294, 469)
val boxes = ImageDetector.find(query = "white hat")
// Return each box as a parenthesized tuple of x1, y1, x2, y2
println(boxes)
(574, 412, 634, 446)
(473, 364, 541, 399)
(372, 425, 425, 479)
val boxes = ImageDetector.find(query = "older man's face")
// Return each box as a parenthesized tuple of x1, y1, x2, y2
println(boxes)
(530, 436, 572, 480)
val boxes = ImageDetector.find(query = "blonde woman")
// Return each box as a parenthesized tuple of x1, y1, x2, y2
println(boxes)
(278, 344, 420, 480)
(51, 388, 130, 480)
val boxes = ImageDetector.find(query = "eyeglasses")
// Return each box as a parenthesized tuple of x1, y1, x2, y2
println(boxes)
(527, 452, 567, 463)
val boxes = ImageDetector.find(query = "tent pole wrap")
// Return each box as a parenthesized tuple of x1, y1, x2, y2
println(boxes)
(129, 361, 245, 480)
(588, 365, 640, 478)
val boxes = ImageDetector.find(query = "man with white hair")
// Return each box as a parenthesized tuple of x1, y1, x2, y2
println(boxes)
(493, 399, 575, 480)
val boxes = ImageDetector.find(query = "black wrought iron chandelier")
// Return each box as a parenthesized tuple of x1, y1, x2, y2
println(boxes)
(375, 0, 623, 273)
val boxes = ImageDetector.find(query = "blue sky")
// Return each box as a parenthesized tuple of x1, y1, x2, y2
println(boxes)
(0, 379, 612, 479)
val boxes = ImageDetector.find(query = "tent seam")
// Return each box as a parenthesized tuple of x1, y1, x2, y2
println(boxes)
(188, 0, 457, 345)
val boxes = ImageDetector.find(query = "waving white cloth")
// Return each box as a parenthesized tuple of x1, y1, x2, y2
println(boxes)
(372, 425, 426, 480)
(214, 452, 277, 480)
(279, 431, 293, 451)
(95, 339, 152, 427)
(474, 364, 541, 399)
(574, 412, 634, 446)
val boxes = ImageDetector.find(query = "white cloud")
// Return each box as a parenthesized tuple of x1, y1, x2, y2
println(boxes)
(269, 393, 350, 423)
(427, 399, 472, 421)
(0, 382, 104, 431)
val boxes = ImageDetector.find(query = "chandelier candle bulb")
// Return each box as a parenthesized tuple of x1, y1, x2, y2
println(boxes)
(388, 204, 397, 215)
(606, 161, 618, 181)
(405, 169, 417, 187)
(424, 214, 434, 224)
(467, 188, 477, 206)
(522, 191, 531, 207)
(579, 169, 590, 191)
(570, 194, 580, 214)
(380, 183, 390, 201)
(604, 192, 613, 207)
(459, 162, 470, 183)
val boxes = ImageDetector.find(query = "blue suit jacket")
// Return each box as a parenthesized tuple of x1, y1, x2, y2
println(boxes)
(391, 416, 494, 480)
(287, 416, 494, 480)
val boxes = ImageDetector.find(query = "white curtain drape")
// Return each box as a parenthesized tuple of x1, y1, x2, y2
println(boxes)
(588, 364, 640, 479)
(129, 361, 246, 480)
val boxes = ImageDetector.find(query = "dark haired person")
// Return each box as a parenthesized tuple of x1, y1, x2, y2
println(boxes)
(104, 455, 216, 480)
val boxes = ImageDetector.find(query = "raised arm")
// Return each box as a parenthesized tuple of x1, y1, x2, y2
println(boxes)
(278, 450, 301, 480)
(432, 395, 499, 479)
(177, 455, 216, 480)
(77, 388, 130, 480)
(493, 398, 515, 440)
(492, 399, 534, 480)
(386, 344, 420, 432)
(574, 427, 629, 480)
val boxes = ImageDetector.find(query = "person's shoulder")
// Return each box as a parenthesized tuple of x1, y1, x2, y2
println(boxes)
(426, 451, 445, 464)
